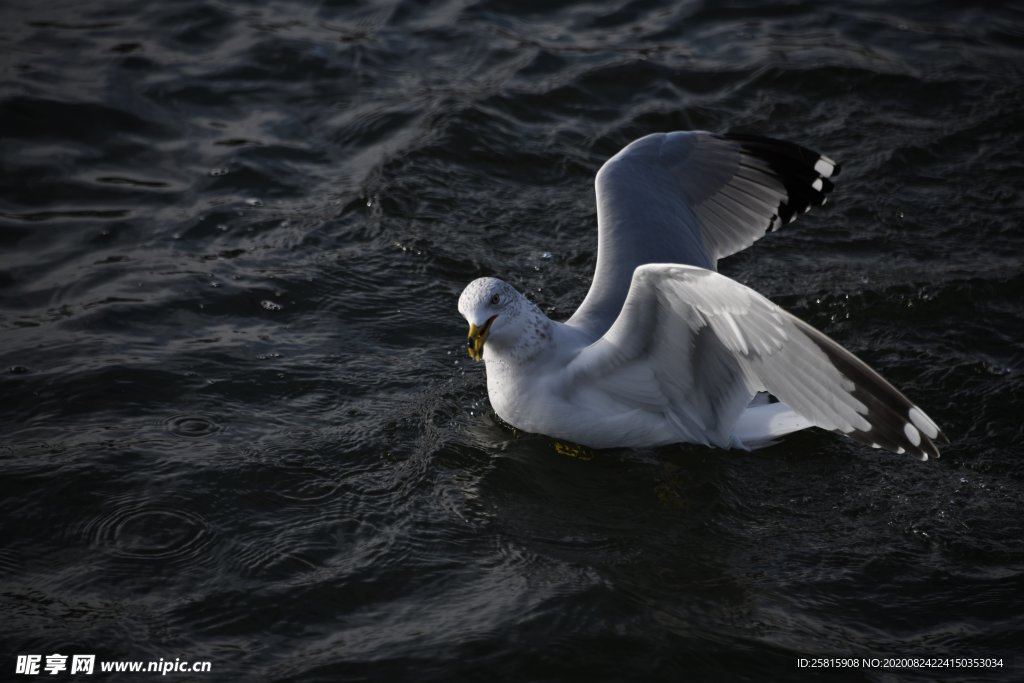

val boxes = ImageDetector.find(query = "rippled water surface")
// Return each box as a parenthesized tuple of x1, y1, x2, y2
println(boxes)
(2, 0, 1023, 680)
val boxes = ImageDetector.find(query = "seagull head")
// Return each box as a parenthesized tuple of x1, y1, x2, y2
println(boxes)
(458, 277, 536, 361)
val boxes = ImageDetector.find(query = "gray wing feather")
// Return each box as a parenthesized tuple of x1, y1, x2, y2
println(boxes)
(568, 264, 946, 459)
(567, 131, 839, 338)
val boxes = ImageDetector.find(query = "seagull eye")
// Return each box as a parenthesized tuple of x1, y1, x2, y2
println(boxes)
(490, 293, 501, 306)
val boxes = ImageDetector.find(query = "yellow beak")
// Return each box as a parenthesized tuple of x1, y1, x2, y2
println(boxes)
(466, 315, 496, 361)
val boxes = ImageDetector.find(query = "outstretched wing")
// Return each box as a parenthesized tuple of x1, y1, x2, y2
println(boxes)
(567, 131, 839, 338)
(566, 264, 946, 459)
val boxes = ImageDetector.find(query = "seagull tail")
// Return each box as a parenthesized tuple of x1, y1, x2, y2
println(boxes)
(732, 401, 813, 450)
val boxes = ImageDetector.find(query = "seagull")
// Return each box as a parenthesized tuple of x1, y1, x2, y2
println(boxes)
(457, 131, 947, 460)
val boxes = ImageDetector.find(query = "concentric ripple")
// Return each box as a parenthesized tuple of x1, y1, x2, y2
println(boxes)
(163, 413, 222, 438)
(271, 477, 341, 503)
(79, 500, 214, 564)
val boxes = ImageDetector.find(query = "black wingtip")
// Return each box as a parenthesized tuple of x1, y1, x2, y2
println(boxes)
(719, 133, 840, 231)
(791, 318, 945, 460)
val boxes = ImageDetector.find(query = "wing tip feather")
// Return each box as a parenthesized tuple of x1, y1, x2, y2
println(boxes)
(797, 320, 946, 461)
(723, 133, 840, 230)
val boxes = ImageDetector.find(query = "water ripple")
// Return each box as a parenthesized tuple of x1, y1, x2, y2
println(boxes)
(2, 0, 1022, 678)
(74, 499, 214, 566)
(163, 413, 222, 438)
(272, 477, 341, 503)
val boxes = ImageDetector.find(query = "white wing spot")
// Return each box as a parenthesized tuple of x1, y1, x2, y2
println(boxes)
(812, 178, 823, 192)
(814, 156, 836, 177)
(904, 422, 922, 447)
(908, 406, 939, 439)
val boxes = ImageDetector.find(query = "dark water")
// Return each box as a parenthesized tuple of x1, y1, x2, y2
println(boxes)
(2, 0, 1023, 680)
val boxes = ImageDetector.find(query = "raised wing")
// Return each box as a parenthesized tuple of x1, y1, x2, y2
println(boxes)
(567, 131, 839, 338)
(566, 264, 946, 459)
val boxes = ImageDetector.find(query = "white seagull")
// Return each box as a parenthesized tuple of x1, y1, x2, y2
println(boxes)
(457, 131, 946, 460)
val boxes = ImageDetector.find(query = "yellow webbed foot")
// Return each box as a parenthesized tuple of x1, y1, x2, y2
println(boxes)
(552, 440, 594, 461)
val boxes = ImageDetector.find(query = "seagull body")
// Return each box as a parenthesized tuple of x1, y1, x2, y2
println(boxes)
(458, 131, 946, 459)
